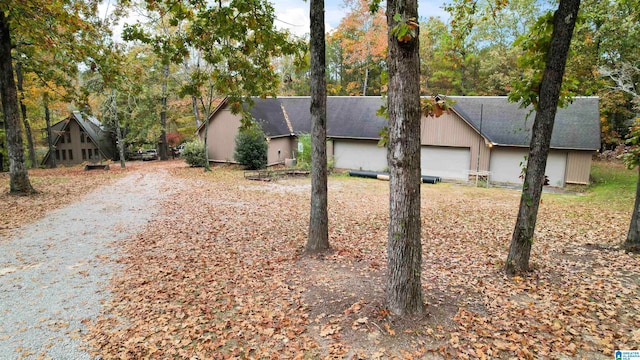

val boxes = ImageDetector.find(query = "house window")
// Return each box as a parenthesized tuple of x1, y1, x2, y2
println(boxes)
(94, 148, 99, 159)
(55, 150, 60, 160)
(60, 133, 65, 144)
(87, 149, 92, 159)
(80, 132, 85, 143)
(68, 149, 73, 161)
(66, 132, 71, 143)
(82, 149, 86, 160)
(61, 149, 66, 160)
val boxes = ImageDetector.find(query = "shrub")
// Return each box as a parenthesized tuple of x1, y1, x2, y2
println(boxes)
(295, 133, 312, 170)
(295, 133, 334, 173)
(182, 141, 207, 167)
(234, 127, 268, 170)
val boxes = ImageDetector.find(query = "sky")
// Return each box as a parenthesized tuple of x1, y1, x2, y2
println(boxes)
(102, 0, 449, 40)
(272, 0, 449, 36)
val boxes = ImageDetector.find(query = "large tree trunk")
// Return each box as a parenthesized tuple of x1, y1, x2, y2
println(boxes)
(159, 63, 169, 161)
(0, 12, 34, 194)
(505, 0, 581, 275)
(306, 0, 329, 252)
(43, 92, 56, 169)
(15, 62, 37, 168)
(385, 0, 424, 315)
(624, 165, 640, 252)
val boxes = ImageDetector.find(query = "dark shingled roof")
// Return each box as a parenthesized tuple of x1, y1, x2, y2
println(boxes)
(247, 99, 291, 138)
(250, 97, 387, 139)
(448, 96, 601, 150)
(232, 96, 600, 150)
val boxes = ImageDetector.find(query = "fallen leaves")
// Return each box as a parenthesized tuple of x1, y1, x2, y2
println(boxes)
(10, 162, 636, 359)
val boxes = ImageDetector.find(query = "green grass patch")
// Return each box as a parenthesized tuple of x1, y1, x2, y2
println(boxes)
(584, 160, 637, 210)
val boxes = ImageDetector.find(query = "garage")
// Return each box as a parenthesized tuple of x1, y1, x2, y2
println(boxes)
(333, 139, 388, 172)
(420, 146, 471, 180)
(489, 148, 567, 186)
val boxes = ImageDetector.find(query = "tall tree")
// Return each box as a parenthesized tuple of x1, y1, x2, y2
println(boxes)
(123, 2, 186, 161)
(0, 11, 34, 194)
(15, 62, 37, 168)
(608, 61, 640, 251)
(129, 0, 305, 126)
(328, 0, 387, 96)
(306, 0, 330, 252)
(385, 0, 424, 315)
(505, 0, 581, 274)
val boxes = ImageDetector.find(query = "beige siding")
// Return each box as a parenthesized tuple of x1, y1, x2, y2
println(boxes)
(566, 151, 593, 184)
(421, 112, 490, 172)
(202, 107, 294, 166)
(267, 137, 293, 165)
(54, 119, 102, 166)
(205, 108, 242, 163)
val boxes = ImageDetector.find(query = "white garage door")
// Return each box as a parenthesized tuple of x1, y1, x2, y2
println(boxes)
(334, 140, 388, 172)
(421, 146, 470, 180)
(489, 148, 567, 186)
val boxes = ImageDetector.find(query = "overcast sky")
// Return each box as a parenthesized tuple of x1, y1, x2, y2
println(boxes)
(272, 0, 449, 36)
(102, 0, 449, 40)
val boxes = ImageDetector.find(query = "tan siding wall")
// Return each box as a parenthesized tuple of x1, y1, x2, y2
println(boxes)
(206, 109, 242, 163)
(203, 107, 293, 166)
(566, 151, 593, 184)
(421, 112, 490, 171)
(54, 119, 102, 166)
(267, 137, 293, 165)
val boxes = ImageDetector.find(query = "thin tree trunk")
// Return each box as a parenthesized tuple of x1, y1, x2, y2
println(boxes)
(199, 96, 211, 172)
(505, 0, 581, 275)
(306, 0, 329, 252)
(192, 95, 201, 128)
(0, 112, 4, 172)
(159, 63, 169, 161)
(15, 62, 37, 168)
(0, 12, 34, 194)
(624, 165, 640, 251)
(43, 92, 56, 169)
(386, 0, 424, 315)
(112, 89, 126, 168)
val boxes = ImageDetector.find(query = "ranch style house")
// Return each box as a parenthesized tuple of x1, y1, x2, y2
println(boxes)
(197, 96, 600, 187)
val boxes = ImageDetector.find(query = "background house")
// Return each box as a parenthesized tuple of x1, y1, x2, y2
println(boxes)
(42, 112, 116, 167)
(197, 96, 600, 187)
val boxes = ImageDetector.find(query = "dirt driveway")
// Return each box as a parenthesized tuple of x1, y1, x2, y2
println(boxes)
(0, 168, 178, 359)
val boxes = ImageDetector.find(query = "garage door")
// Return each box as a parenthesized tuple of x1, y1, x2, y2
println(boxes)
(489, 148, 567, 186)
(333, 140, 388, 172)
(420, 146, 470, 180)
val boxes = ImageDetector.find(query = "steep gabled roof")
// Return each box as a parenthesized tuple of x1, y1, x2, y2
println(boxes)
(448, 96, 601, 150)
(41, 112, 116, 165)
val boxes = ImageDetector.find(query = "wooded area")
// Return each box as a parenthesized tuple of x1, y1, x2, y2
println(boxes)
(1, 0, 638, 176)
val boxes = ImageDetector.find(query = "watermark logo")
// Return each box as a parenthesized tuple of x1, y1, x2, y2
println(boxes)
(616, 350, 640, 360)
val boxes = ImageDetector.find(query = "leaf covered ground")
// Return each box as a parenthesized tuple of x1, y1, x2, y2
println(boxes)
(4, 161, 639, 358)
(0, 163, 131, 239)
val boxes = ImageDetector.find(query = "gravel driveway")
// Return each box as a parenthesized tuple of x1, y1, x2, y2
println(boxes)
(0, 170, 174, 359)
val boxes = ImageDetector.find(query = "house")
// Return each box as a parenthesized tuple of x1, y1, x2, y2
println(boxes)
(42, 112, 117, 167)
(197, 96, 600, 187)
